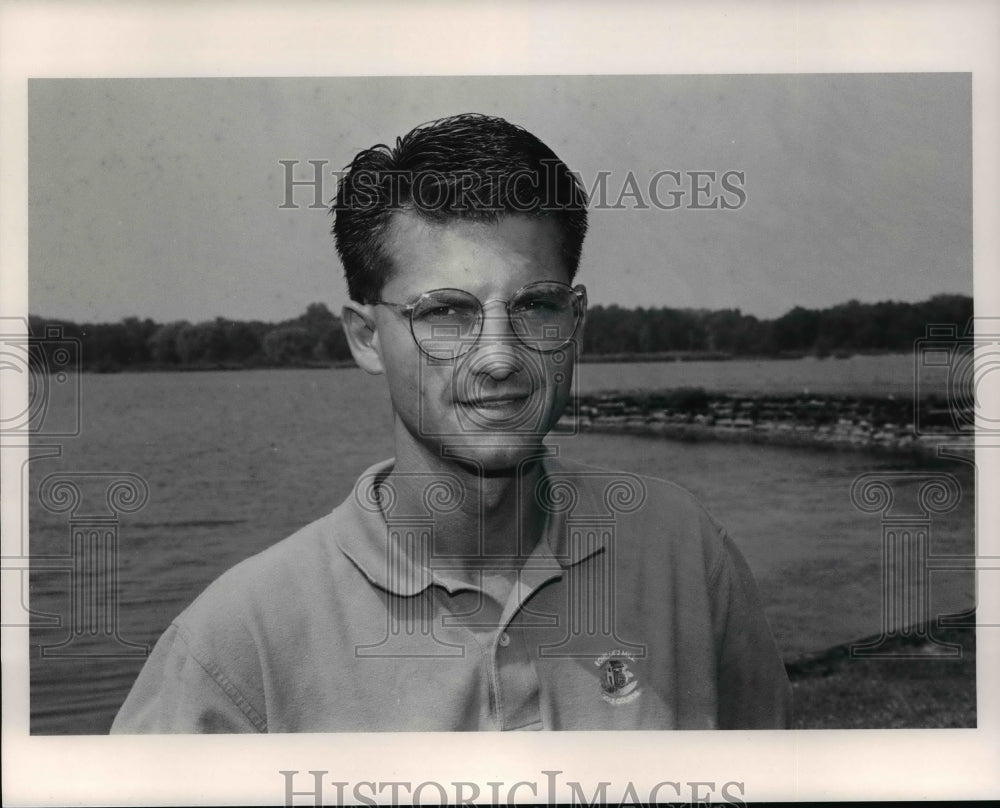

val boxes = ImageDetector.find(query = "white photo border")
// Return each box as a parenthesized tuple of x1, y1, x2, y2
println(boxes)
(2, 1, 998, 805)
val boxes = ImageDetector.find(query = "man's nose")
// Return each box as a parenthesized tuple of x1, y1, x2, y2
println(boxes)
(477, 299, 521, 343)
(472, 300, 522, 379)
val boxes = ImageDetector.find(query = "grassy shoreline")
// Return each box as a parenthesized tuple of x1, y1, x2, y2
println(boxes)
(787, 616, 976, 728)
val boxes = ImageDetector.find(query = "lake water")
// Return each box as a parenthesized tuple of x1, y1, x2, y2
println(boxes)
(27, 358, 975, 733)
(577, 353, 936, 396)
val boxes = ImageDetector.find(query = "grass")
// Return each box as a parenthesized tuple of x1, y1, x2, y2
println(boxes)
(787, 617, 976, 729)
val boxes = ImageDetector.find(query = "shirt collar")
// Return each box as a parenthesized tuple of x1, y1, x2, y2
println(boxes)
(334, 455, 608, 597)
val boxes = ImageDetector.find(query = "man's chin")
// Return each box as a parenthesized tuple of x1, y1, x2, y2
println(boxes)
(435, 435, 550, 476)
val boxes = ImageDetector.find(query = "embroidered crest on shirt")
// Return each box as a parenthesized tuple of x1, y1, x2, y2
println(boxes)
(595, 650, 641, 705)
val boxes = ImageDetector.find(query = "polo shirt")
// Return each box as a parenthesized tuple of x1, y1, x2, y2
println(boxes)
(111, 457, 791, 732)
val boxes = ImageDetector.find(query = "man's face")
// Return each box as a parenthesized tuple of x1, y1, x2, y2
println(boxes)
(371, 212, 582, 474)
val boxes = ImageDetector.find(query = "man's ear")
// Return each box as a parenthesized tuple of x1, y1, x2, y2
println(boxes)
(341, 302, 385, 375)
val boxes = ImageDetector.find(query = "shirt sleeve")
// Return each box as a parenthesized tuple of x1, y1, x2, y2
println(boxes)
(710, 531, 793, 729)
(110, 623, 266, 734)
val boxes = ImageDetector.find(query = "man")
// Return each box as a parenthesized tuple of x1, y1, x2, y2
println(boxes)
(112, 113, 790, 732)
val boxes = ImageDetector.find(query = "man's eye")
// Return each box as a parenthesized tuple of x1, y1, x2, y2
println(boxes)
(423, 305, 459, 319)
(520, 298, 562, 314)
(418, 303, 475, 321)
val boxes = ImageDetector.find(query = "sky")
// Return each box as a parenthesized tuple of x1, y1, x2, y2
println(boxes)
(28, 74, 971, 324)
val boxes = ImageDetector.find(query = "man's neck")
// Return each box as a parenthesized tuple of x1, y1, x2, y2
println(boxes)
(384, 439, 552, 576)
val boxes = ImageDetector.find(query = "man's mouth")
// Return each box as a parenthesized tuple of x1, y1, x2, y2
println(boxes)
(461, 392, 531, 409)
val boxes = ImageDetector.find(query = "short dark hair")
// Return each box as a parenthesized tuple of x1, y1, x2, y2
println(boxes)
(332, 113, 589, 304)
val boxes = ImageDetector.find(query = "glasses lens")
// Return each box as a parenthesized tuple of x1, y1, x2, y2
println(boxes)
(411, 289, 481, 359)
(509, 283, 580, 351)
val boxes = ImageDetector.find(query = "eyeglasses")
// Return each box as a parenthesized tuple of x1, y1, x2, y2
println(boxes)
(373, 281, 586, 360)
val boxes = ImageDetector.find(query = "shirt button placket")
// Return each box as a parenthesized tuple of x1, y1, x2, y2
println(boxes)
(493, 623, 543, 730)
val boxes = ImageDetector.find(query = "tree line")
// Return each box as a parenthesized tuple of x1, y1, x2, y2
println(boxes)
(581, 294, 972, 358)
(28, 294, 972, 372)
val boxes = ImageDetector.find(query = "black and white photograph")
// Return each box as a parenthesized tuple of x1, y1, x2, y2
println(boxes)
(3, 2, 999, 805)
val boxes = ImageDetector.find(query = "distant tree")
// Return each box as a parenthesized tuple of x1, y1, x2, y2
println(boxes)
(816, 301, 861, 352)
(733, 313, 768, 355)
(771, 306, 821, 353)
(147, 321, 188, 364)
(299, 302, 338, 331)
(224, 320, 262, 363)
(704, 309, 741, 353)
(648, 307, 706, 352)
(921, 294, 973, 334)
(121, 317, 156, 364)
(175, 321, 228, 364)
(263, 326, 314, 364)
(293, 302, 350, 361)
(319, 323, 351, 361)
(82, 323, 128, 369)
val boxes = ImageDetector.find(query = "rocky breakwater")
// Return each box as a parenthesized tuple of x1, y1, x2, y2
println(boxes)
(555, 388, 968, 458)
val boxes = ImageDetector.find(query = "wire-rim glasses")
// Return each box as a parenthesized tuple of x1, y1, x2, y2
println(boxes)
(374, 281, 586, 360)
